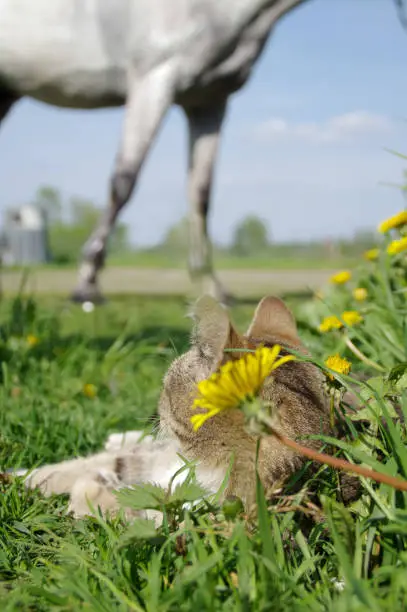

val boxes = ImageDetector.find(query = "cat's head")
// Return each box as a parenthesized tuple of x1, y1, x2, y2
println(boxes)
(158, 295, 328, 444)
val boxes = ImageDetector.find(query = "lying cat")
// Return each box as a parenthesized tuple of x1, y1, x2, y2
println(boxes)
(20, 295, 331, 519)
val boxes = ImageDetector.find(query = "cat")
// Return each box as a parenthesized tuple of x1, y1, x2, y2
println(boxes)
(20, 295, 331, 520)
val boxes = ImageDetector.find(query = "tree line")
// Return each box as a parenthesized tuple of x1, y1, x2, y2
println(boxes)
(28, 184, 377, 264)
(33, 186, 129, 263)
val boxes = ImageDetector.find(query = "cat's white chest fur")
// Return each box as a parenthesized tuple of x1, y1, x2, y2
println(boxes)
(106, 431, 226, 494)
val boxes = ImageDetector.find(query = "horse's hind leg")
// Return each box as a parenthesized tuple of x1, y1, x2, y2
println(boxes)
(185, 101, 233, 305)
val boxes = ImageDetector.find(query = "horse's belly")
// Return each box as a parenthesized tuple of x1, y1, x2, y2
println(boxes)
(0, 0, 127, 107)
(0, 57, 127, 108)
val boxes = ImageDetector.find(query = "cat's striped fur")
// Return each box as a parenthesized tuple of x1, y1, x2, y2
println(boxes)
(21, 295, 330, 520)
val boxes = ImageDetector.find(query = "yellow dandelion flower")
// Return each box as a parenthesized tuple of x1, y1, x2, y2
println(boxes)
(353, 287, 367, 302)
(378, 211, 407, 234)
(230, 572, 239, 588)
(83, 383, 97, 399)
(325, 354, 351, 380)
(341, 310, 363, 327)
(364, 248, 379, 262)
(330, 270, 351, 285)
(387, 236, 407, 256)
(318, 315, 343, 333)
(26, 334, 39, 347)
(191, 345, 295, 431)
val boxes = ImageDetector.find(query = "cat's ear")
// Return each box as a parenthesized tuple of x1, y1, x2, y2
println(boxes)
(247, 296, 301, 346)
(189, 295, 243, 370)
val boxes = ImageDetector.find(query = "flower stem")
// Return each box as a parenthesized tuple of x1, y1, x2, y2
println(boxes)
(260, 414, 407, 493)
(344, 336, 385, 373)
(329, 394, 335, 430)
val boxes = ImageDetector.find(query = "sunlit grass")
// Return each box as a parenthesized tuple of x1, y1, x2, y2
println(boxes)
(1, 213, 407, 609)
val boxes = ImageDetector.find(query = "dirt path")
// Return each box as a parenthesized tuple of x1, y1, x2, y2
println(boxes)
(0, 267, 336, 298)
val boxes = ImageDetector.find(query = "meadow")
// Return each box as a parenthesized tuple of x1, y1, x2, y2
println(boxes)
(0, 215, 407, 610)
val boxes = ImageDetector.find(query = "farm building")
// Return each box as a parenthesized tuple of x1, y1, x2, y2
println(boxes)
(0, 204, 49, 265)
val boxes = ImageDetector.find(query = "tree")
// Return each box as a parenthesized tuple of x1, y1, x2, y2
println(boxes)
(45, 193, 129, 263)
(230, 215, 270, 257)
(70, 197, 100, 226)
(160, 217, 189, 255)
(33, 185, 63, 224)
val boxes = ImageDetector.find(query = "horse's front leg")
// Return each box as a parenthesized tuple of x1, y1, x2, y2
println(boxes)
(71, 64, 176, 303)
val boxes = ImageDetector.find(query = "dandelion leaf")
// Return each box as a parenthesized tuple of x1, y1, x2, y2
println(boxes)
(168, 481, 207, 504)
(115, 482, 167, 511)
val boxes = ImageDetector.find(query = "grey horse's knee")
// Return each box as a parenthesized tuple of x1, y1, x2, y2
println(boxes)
(110, 169, 137, 209)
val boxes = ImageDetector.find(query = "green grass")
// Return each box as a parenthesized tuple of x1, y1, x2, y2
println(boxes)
(0, 231, 407, 610)
(107, 251, 357, 271)
(3, 251, 357, 272)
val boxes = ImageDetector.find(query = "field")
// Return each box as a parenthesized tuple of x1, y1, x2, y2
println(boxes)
(0, 266, 338, 299)
(1, 228, 407, 610)
(105, 251, 358, 271)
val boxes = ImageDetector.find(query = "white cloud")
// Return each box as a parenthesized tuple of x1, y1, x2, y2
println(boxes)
(253, 111, 394, 144)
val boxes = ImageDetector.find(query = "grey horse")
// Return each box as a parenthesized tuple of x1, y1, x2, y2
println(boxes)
(0, 0, 371, 302)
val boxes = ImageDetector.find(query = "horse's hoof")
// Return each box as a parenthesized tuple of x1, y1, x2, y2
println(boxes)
(218, 292, 235, 307)
(70, 287, 106, 306)
(211, 287, 235, 307)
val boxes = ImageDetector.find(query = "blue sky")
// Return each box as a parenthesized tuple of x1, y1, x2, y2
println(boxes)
(1, 0, 407, 247)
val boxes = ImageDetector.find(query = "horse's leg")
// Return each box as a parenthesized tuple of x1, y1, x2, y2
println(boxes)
(0, 92, 18, 126)
(0, 92, 19, 298)
(71, 65, 176, 303)
(185, 101, 231, 304)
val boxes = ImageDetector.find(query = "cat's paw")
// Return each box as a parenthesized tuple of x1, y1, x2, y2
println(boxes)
(4, 467, 30, 478)
(24, 465, 76, 496)
(68, 470, 146, 521)
(68, 470, 122, 518)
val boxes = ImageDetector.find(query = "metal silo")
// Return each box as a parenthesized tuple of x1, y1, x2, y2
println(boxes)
(4, 205, 49, 265)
